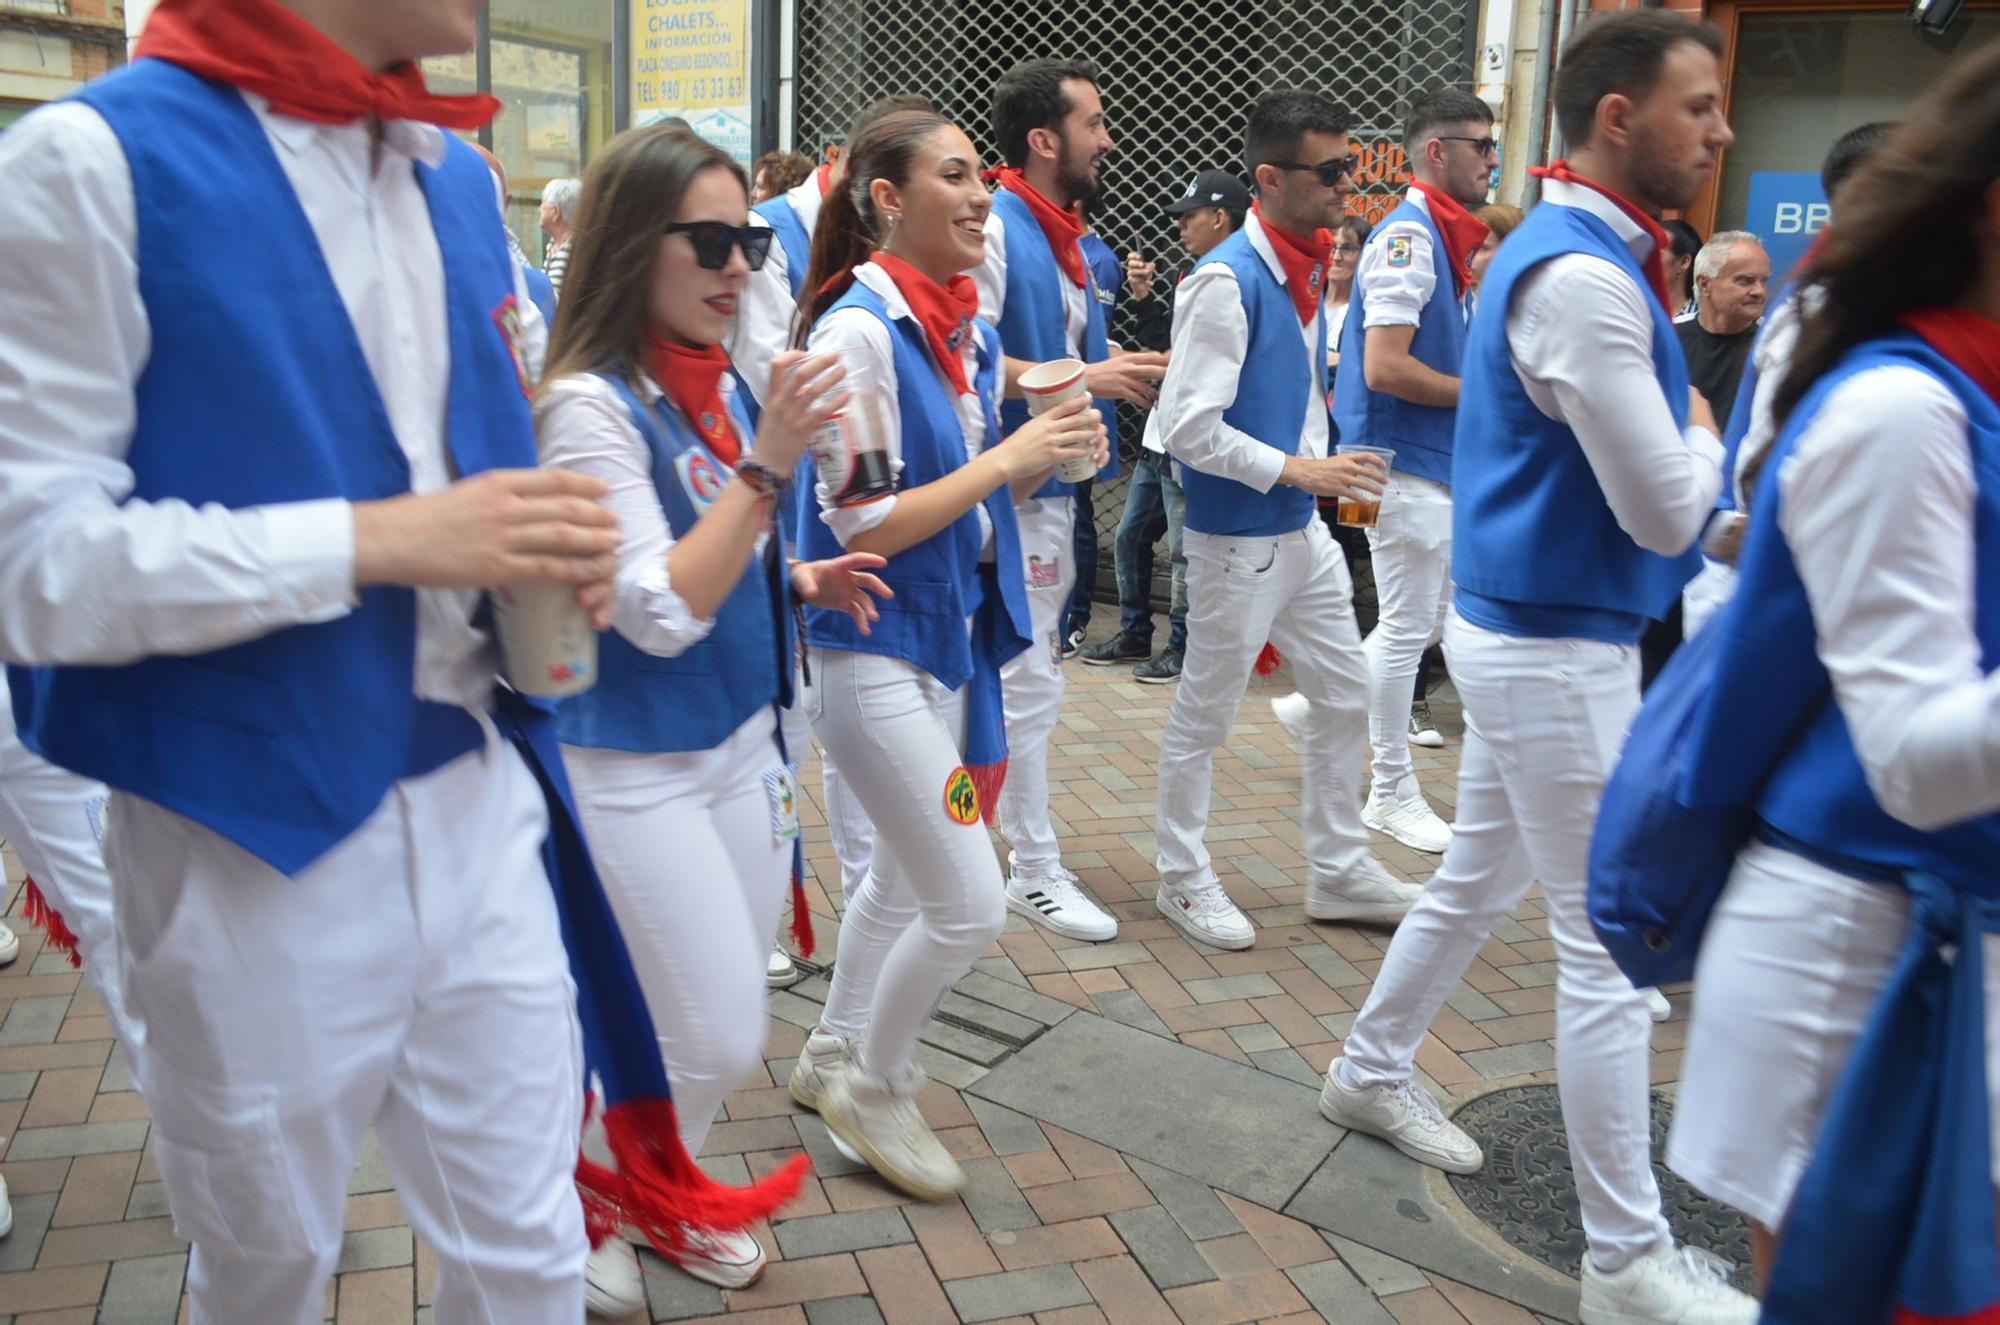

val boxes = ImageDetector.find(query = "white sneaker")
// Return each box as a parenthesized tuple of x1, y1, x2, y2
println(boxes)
(670, 1223, 767, 1289)
(1408, 700, 1446, 749)
(1155, 880, 1256, 950)
(1580, 1243, 1757, 1325)
(1646, 989, 1673, 1023)
(1306, 856, 1422, 924)
(1362, 785, 1453, 855)
(584, 1238, 645, 1318)
(788, 1029, 855, 1114)
(0, 921, 18, 968)
(1006, 865, 1118, 942)
(766, 946, 799, 989)
(1318, 1061, 1483, 1174)
(820, 1067, 965, 1201)
(1, 1169, 13, 1240)
(1270, 692, 1309, 741)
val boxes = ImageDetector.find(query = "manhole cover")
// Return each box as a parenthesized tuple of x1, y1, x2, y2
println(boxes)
(1446, 1085, 1753, 1291)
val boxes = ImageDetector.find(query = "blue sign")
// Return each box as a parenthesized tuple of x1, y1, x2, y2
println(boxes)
(1743, 171, 1830, 277)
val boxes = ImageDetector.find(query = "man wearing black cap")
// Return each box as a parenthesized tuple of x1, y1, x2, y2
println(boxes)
(1082, 169, 1250, 682)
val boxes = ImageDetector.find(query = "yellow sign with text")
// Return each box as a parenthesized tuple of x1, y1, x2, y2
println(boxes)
(629, 0, 753, 164)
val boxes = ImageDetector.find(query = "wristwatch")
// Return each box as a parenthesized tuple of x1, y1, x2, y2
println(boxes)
(735, 457, 788, 497)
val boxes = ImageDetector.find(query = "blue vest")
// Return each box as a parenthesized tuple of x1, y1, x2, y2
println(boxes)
(1079, 232, 1123, 459)
(522, 263, 557, 328)
(1332, 197, 1467, 485)
(797, 283, 1031, 686)
(1175, 229, 1324, 539)
(1451, 202, 1703, 643)
(1733, 335, 2000, 896)
(554, 380, 792, 754)
(989, 186, 1117, 495)
(16, 61, 532, 876)
(755, 192, 813, 299)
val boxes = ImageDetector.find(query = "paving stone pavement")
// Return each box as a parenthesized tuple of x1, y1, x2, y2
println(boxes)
(0, 615, 1690, 1323)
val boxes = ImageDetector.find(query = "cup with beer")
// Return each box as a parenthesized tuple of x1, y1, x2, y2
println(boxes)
(1334, 443, 1394, 528)
(1018, 357, 1100, 483)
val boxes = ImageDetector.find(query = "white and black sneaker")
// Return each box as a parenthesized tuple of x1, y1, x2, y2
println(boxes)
(1006, 864, 1118, 941)
(1060, 627, 1085, 660)
(1408, 699, 1445, 749)
(1155, 880, 1256, 950)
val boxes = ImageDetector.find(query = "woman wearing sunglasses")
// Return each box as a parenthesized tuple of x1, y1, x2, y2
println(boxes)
(782, 105, 1104, 1199)
(534, 124, 887, 1303)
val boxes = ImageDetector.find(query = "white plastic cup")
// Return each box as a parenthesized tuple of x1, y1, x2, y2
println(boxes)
(1334, 443, 1395, 529)
(493, 581, 597, 698)
(1019, 357, 1098, 484)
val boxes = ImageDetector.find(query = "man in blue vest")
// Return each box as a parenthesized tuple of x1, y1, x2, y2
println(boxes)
(1321, 15, 1756, 1323)
(974, 58, 1169, 945)
(1152, 89, 1419, 953)
(1331, 88, 1495, 859)
(0, 1, 627, 1318)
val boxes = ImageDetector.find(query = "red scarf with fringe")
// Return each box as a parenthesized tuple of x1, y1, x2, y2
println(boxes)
(871, 252, 981, 395)
(1408, 182, 1491, 299)
(1530, 161, 1672, 312)
(1254, 204, 1334, 326)
(987, 167, 1088, 288)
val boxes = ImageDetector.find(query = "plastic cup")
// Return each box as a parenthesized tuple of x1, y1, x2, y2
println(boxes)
(1334, 444, 1394, 528)
(493, 581, 597, 698)
(1019, 357, 1098, 484)
(810, 390, 897, 508)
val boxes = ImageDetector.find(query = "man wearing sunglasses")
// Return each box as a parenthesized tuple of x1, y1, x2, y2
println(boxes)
(1328, 87, 1496, 860)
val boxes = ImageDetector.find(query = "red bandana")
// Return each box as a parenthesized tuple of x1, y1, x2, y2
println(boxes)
(135, 0, 499, 130)
(1254, 203, 1335, 326)
(986, 167, 1087, 289)
(1530, 161, 1672, 313)
(643, 335, 740, 466)
(1902, 308, 2000, 406)
(871, 253, 981, 396)
(1409, 182, 1491, 300)
(815, 162, 834, 197)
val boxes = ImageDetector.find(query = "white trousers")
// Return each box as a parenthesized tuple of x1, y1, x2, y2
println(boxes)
(822, 753, 877, 903)
(106, 728, 586, 1325)
(1669, 837, 2000, 1230)
(0, 675, 133, 1048)
(563, 710, 792, 1158)
(997, 496, 1074, 876)
(1364, 474, 1452, 796)
(1340, 614, 1670, 1269)
(1158, 519, 1373, 891)
(808, 647, 1006, 1080)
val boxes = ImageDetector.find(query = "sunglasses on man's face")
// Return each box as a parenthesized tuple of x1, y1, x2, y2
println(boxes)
(664, 221, 774, 271)
(1274, 156, 1360, 188)
(1436, 135, 1500, 157)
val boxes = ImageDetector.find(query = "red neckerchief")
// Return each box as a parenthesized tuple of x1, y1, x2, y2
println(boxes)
(1530, 161, 1672, 312)
(815, 162, 834, 197)
(135, 0, 499, 130)
(871, 253, 981, 396)
(1408, 182, 1491, 299)
(643, 334, 740, 466)
(1902, 308, 2000, 406)
(1253, 203, 1334, 326)
(985, 167, 1087, 289)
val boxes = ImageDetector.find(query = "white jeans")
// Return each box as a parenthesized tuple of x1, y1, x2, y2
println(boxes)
(807, 647, 1007, 1080)
(1158, 519, 1373, 891)
(1364, 473, 1452, 796)
(1340, 613, 1670, 1270)
(997, 496, 1074, 876)
(1669, 837, 2000, 1229)
(822, 754, 877, 903)
(105, 728, 587, 1325)
(563, 709, 792, 1158)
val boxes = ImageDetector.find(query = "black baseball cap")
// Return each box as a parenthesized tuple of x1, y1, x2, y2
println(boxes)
(1164, 169, 1251, 215)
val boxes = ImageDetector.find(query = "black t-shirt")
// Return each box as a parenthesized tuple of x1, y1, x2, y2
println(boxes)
(1675, 316, 1758, 425)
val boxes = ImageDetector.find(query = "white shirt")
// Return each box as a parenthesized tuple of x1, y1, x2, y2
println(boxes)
(971, 205, 1090, 361)
(1356, 186, 1442, 330)
(1504, 178, 1724, 557)
(1778, 366, 2000, 830)
(804, 261, 993, 554)
(534, 372, 736, 659)
(1154, 211, 1326, 493)
(0, 95, 545, 710)
(729, 172, 827, 406)
(1726, 284, 1811, 510)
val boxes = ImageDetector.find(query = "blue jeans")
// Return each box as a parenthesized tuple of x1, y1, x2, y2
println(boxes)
(1063, 479, 1097, 641)
(1112, 452, 1188, 653)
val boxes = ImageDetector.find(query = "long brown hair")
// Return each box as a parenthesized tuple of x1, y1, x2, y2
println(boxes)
(790, 106, 953, 347)
(1758, 43, 2000, 499)
(542, 125, 748, 389)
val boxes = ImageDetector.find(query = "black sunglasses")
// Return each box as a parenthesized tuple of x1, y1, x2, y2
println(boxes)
(1274, 156, 1361, 187)
(664, 221, 774, 271)
(1436, 135, 1499, 155)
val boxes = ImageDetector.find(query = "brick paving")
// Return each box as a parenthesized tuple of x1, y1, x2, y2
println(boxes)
(0, 616, 1683, 1323)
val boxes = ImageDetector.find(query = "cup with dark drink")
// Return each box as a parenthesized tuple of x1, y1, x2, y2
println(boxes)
(811, 391, 897, 507)
(1335, 443, 1394, 528)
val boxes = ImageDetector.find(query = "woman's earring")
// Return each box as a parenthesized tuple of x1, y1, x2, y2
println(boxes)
(882, 211, 901, 251)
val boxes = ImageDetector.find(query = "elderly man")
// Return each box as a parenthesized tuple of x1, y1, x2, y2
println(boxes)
(540, 176, 580, 293)
(1674, 230, 1769, 423)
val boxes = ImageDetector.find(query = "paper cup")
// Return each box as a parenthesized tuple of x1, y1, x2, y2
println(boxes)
(1019, 357, 1098, 484)
(493, 581, 597, 698)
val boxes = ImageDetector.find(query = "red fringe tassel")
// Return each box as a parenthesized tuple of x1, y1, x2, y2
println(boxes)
(22, 876, 81, 969)
(1894, 1306, 2000, 1324)
(967, 758, 1008, 827)
(1253, 643, 1283, 677)
(577, 1096, 810, 1256)
(788, 870, 816, 960)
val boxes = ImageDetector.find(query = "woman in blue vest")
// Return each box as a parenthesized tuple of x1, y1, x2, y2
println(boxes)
(1666, 59, 2000, 1307)
(535, 125, 887, 1298)
(783, 106, 1104, 1200)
